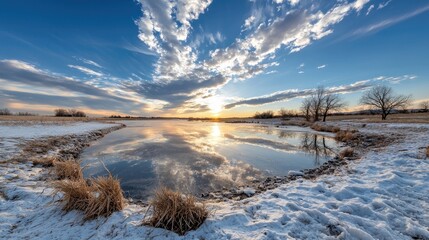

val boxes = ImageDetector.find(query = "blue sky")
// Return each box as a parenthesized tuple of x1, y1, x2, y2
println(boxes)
(0, 0, 428, 117)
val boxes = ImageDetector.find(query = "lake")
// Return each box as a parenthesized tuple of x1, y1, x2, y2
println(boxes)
(81, 120, 339, 200)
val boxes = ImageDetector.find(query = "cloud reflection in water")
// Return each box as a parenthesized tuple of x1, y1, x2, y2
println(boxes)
(81, 121, 339, 199)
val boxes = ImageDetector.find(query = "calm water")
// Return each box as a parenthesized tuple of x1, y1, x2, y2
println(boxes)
(81, 120, 339, 199)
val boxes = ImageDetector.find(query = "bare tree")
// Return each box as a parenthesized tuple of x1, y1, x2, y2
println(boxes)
(419, 101, 429, 112)
(321, 93, 346, 122)
(254, 110, 274, 119)
(310, 86, 325, 122)
(300, 98, 312, 121)
(360, 85, 411, 120)
(0, 108, 11, 115)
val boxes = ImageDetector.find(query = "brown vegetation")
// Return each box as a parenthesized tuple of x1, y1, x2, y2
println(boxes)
(426, 146, 429, 158)
(54, 179, 93, 212)
(339, 147, 354, 159)
(32, 157, 57, 167)
(84, 175, 125, 220)
(54, 175, 125, 220)
(335, 130, 358, 142)
(144, 187, 208, 235)
(311, 123, 340, 133)
(54, 160, 83, 180)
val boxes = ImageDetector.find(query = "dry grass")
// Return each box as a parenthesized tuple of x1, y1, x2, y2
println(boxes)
(335, 130, 358, 142)
(339, 147, 354, 159)
(84, 175, 125, 220)
(328, 112, 429, 123)
(426, 146, 429, 158)
(54, 175, 125, 220)
(144, 187, 208, 235)
(311, 123, 340, 133)
(54, 179, 93, 212)
(32, 156, 57, 167)
(54, 160, 83, 180)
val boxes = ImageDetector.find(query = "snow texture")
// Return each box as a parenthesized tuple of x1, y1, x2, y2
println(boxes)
(1, 122, 429, 239)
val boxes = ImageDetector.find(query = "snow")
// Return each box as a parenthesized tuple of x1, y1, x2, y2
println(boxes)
(0, 122, 118, 160)
(1, 121, 429, 239)
(241, 188, 256, 197)
(0, 122, 119, 139)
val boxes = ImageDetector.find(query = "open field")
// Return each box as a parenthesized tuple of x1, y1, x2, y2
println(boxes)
(327, 112, 429, 123)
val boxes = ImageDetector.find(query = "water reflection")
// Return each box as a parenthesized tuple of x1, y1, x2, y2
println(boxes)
(81, 121, 339, 200)
(300, 133, 337, 165)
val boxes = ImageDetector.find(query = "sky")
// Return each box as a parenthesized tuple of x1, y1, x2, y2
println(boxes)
(0, 0, 428, 117)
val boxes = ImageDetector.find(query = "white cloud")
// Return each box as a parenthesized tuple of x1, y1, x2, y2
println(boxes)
(378, 0, 392, 10)
(134, 0, 371, 113)
(81, 58, 102, 68)
(366, 4, 374, 15)
(68, 65, 103, 77)
(298, 71, 304, 74)
(347, 4, 429, 38)
(224, 74, 416, 109)
(317, 64, 326, 69)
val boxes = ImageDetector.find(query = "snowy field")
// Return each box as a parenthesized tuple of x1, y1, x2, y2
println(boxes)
(1, 121, 429, 239)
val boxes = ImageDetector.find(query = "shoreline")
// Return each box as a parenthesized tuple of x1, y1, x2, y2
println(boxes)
(1, 120, 428, 239)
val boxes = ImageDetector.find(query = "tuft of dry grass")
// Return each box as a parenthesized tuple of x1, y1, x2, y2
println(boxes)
(32, 156, 57, 167)
(335, 130, 358, 142)
(84, 175, 125, 220)
(54, 160, 83, 180)
(54, 175, 125, 220)
(311, 124, 340, 133)
(144, 187, 208, 235)
(426, 146, 429, 158)
(339, 147, 354, 159)
(54, 179, 93, 212)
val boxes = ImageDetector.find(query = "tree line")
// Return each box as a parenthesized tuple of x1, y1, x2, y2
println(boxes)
(254, 85, 417, 121)
(54, 109, 87, 117)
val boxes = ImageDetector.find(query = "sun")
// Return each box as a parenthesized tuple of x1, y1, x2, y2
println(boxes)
(207, 96, 224, 116)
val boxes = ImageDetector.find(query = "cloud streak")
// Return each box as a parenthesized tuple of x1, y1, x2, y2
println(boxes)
(224, 75, 416, 109)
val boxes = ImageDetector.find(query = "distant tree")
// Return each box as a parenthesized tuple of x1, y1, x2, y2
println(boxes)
(321, 93, 346, 122)
(300, 98, 312, 121)
(54, 108, 86, 117)
(310, 86, 326, 122)
(360, 85, 411, 120)
(419, 101, 429, 112)
(278, 108, 298, 119)
(54, 108, 70, 117)
(69, 109, 87, 117)
(16, 112, 37, 116)
(0, 108, 12, 115)
(254, 110, 274, 119)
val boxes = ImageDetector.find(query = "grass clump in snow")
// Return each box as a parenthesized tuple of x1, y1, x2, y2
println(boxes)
(32, 156, 57, 167)
(339, 147, 354, 159)
(335, 130, 358, 142)
(311, 123, 340, 133)
(54, 175, 125, 220)
(54, 160, 83, 180)
(84, 175, 125, 220)
(426, 146, 429, 158)
(144, 187, 208, 235)
(54, 179, 93, 212)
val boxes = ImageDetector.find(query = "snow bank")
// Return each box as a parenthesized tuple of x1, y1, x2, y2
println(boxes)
(0, 122, 118, 160)
(1, 122, 429, 239)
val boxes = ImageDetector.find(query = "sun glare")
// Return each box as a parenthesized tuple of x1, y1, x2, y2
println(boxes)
(207, 96, 224, 116)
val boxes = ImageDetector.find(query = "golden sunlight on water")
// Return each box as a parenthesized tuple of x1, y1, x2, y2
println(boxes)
(81, 120, 339, 199)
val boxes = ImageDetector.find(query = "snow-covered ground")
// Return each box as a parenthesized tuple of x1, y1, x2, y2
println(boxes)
(0, 122, 119, 160)
(1, 121, 429, 239)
